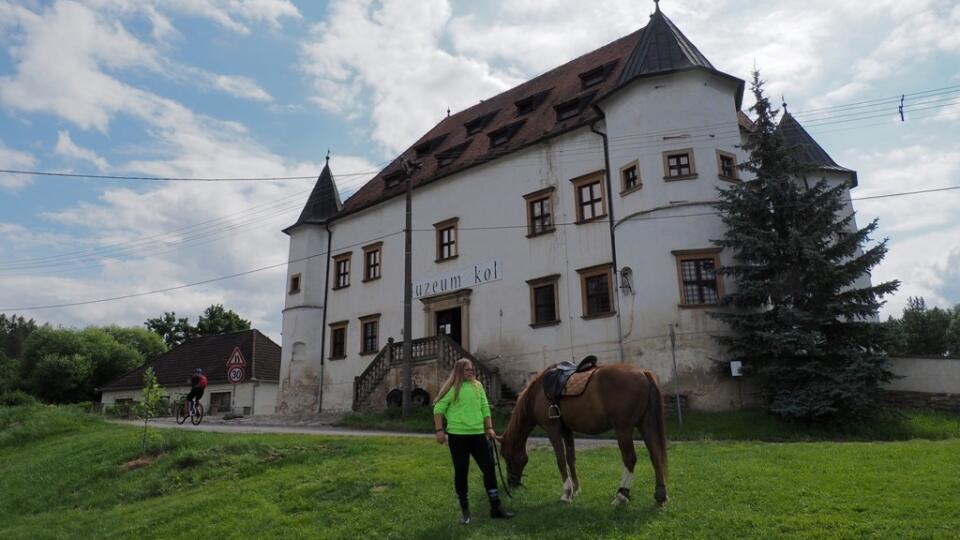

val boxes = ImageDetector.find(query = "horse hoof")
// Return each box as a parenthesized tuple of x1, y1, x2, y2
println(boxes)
(560, 494, 572, 503)
(612, 492, 629, 506)
(655, 486, 668, 505)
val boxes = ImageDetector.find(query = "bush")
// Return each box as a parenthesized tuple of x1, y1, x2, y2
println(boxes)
(0, 390, 38, 407)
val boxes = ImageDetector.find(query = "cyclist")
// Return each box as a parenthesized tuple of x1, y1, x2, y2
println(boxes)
(183, 368, 208, 417)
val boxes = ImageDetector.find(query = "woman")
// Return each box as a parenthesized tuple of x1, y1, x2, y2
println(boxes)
(434, 358, 514, 525)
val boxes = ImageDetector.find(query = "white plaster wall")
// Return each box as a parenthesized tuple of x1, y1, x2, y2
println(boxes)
(887, 357, 960, 394)
(278, 226, 330, 414)
(101, 382, 276, 416)
(599, 70, 745, 408)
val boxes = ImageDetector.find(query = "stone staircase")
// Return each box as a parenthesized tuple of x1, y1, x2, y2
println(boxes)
(352, 334, 507, 411)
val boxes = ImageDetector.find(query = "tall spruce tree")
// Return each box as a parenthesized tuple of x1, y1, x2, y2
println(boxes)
(713, 72, 900, 422)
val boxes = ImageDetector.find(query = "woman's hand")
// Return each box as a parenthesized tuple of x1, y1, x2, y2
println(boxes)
(485, 427, 497, 440)
(435, 430, 446, 444)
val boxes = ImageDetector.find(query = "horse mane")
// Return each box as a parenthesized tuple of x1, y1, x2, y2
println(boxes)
(503, 364, 556, 449)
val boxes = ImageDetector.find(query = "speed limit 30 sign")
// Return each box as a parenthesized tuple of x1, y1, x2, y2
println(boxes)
(227, 365, 245, 384)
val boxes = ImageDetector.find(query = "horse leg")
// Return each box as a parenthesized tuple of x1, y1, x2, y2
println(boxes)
(561, 427, 581, 498)
(640, 404, 668, 505)
(612, 426, 637, 506)
(546, 427, 573, 503)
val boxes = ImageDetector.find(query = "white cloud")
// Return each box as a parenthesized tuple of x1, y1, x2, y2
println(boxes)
(0, 139, 35, 190)
(214, 74, 273, 102)
(55, 130, 110, 171)
(299, 0, 516, 155)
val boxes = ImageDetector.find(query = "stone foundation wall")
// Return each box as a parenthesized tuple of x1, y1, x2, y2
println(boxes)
(883, 391, 960, 413)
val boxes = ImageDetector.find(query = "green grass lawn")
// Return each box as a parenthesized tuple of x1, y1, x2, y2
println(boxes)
(2, 405, 960, 539)
(336, 406, 960, 442)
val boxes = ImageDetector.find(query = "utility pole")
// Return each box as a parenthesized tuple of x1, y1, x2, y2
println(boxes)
(401, 158, 421, 417)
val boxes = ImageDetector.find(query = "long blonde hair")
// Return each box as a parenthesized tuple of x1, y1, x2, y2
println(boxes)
(435, 358, 479, 404)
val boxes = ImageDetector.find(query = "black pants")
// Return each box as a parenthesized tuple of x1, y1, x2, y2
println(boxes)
(447, 433, 498, 497)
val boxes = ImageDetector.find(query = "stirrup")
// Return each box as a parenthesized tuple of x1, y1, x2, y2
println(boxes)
(548, 404, 561, 419)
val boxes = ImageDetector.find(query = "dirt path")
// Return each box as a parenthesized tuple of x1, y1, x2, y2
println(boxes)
(112, 418, 624, 449)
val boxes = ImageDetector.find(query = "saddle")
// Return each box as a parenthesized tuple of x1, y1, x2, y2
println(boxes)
(542, 355, 599, 419)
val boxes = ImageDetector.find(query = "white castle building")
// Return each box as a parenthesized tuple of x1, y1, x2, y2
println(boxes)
(275, 6, 862, 414)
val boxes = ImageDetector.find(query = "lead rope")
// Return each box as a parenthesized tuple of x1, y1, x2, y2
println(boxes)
(488, 437, 512, 499)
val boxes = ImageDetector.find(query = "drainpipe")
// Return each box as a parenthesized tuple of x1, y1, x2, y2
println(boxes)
(590, 109, 626, 362)
(317, 221, 334, 413)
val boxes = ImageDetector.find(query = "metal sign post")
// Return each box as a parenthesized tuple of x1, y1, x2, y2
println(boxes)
(669, 324, 683, 425)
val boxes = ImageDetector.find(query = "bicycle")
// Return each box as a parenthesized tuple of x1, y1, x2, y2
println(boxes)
(174, 395, 204, 426)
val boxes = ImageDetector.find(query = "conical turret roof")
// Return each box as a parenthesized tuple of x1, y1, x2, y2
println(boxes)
(283, 159, 342, 234)
(777, 112, 857, 186)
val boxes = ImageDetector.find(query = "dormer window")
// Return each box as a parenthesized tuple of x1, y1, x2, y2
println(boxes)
(578, 61, 618, 89)
(414, 134, 448, 158)
(554, 92, 597, 122)
(488, 120, 526, 147)
(384, 170, 405, 188)
(515, 89, 551, 116)
(464, 110, 499, 136)
(436, 140, 472, 167)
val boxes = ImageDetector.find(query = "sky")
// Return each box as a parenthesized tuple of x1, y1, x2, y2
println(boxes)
(0, 0, 958, 342)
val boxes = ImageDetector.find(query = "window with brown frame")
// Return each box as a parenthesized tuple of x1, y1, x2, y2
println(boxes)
(523, 187, 555, 237)
(359, 314, 380, 355)
(620, 160, 640, 194)
(673, 249, 722, 306)
(434, 218, 459, 262)
(288, 273, 301, 295)
(362, 242, 382, 282)
(526, 274, 560, 327)
(329, 321, 348, 359)
(716, 150, 739, 181)
(662, 149, 697, 180)
(571, 171, 606, 223)
(333, 253, 351, 289)
(577, 264, 615, 318)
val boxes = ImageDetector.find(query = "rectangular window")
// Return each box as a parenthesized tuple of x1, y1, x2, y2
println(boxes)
(571, 171, 606, 223)
(359, 314, 380, 355)
(209, 392, 232, 413)
(577, 264, 615, 318)
(329, 321, 348, 359)
(662, 149, 697, 180)
(620, 160, 640, 194)
(333, 253, 351, 289)
(362, 242, 382, 282)
(716, 150, 739, 180)
(435, 218, 459, 262)
(673, 249, 722, 306)
(523, 187, 555, 237)
(527, 275, 560, 327)
(288, 273, 301, 294)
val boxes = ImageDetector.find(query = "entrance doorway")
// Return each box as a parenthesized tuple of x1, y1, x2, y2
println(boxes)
(435, 307, 462, 345)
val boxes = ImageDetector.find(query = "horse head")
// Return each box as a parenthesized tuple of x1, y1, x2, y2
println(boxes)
(499, 432, 528, 487)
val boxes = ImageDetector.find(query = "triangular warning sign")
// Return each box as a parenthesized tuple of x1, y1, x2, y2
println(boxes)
(226, 346, 246, 367)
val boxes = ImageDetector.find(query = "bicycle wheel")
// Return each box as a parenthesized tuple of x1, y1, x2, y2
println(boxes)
(175, 401, 187, 425)
(191, 403, 204, 425)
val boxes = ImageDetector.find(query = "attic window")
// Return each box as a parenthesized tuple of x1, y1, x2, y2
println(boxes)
(414, 134, 448, 158)
(384, 171, 405, 188)
(436, 140, 472, 167)
(554, 92, 597, 122)
(515, 89, 552, 116)
(579, 61, 619, 89)
(464, 110, 499, 136)
(488, 120, 526, 147)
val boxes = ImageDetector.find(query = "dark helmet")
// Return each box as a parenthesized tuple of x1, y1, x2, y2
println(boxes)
(194, 368, 204, 374)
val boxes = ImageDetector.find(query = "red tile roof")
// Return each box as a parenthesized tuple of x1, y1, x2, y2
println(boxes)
(334, 10, 744, 221)
(100, 329, 281, 392)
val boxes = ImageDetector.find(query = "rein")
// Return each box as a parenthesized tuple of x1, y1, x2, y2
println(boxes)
(488, 436, 513, 499)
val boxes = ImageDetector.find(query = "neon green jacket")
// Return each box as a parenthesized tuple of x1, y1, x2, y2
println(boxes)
(433, 381, 491, 435)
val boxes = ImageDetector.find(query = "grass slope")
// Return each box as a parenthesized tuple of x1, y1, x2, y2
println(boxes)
(2, 405, 959, 539)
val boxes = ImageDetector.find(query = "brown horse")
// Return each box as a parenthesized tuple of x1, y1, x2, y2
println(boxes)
(499, 363, 668, 505)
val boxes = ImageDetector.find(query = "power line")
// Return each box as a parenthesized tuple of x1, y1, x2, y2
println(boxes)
(0, 230, 404, 311)
(0, 168, 382, 182)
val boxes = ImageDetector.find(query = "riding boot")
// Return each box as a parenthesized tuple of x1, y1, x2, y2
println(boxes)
(488, 489, 514, 519)
(457, 493, 470, 525)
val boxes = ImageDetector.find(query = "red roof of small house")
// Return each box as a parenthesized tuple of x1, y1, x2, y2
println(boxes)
(99, 329, 280, 392)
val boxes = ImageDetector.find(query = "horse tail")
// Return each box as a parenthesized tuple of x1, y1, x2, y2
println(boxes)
(642, 370, 667, 469)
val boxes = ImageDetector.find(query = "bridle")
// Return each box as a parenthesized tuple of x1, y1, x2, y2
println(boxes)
(487, 436, 513, 499)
